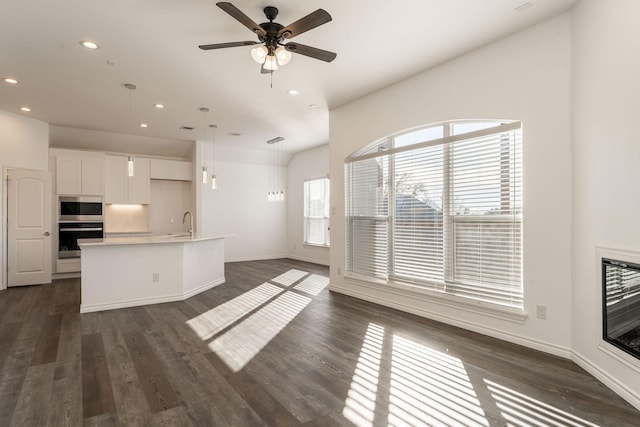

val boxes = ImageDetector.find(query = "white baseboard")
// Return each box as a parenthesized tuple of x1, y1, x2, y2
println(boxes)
(330, 283, 571, 359)
(225, 254, 289, 263)
(572, 350, 640, 411)
(183, 277, 225, 299)
(287, 255, 330, 266)
(80, 278, 225, 313)
(52, 272, 80, 280)
(81, 294, 183, 313)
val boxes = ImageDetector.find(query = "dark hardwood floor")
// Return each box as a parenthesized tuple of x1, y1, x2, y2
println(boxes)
(0, 258, 638, 426)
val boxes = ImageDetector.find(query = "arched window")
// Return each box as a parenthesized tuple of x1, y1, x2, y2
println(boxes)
(345, 120, 523, 309)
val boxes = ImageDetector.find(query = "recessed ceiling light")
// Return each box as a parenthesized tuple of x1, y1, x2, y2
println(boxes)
(80, 40, 99, 50)
(3, 78, 18, 84)
(287, 89, 300, 95)
(153, 103, 165, 109)
(228, 132, 242, 136)
(139, 123, 148, 128)
(180, 126, 194, 131)
(308, 104, 318, 109)
(20, 107, 31, 112)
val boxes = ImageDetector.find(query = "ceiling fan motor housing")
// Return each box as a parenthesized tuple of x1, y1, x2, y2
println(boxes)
(264, 6, 278, 21)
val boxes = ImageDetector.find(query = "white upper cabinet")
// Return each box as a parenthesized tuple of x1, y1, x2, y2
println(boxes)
(150, 159, 192, 181)
(105, 155, 150, 204)
(54, 150, 105, 196)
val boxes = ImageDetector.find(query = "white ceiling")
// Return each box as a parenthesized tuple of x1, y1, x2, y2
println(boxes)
(0, 0, 578, 158)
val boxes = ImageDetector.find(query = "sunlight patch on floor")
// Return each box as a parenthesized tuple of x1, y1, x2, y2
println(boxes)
(389, 335, 489, 427)
(343, 323, 385, 427)
(293, 274, 330, 296)
(343, 326, 490, 427)
(484, 379, 601, 427)
(209, 290, 312, 372)
(271, 269, 309, 286)
(186, 283, 282, 341)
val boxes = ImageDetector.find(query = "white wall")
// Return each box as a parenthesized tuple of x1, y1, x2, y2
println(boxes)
(196, 141, 288, 262)
(330, 14, 572, 355)
(0, 110, 49, 288)
(287, 144, 330, 266)
(571, 0, 640, 408)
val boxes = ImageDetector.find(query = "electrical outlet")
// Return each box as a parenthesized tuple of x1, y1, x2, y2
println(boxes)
(293, 244, 297, 250)
(337, 267, 342, 275)
(536, 305, 547, 320)
(152, 272, 160, 283)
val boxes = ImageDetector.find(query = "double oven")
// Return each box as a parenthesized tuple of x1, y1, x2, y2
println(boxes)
(58, 196, 104, 259)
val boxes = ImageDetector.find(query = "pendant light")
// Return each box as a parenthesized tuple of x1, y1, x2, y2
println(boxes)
(200, 107, 209, 184)
(266, 136, 285, 201)
(124, 83, 137, 177)
(210, 124, 218, 190)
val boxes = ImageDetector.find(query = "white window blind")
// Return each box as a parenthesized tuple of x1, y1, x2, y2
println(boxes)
(304, 178, 331, 246)
(346, 121, 523, 309)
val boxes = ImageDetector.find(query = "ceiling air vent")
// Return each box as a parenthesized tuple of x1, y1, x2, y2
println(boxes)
(266, 137, 285, 144)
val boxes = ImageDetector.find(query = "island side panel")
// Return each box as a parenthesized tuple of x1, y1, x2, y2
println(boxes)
(182, 238, 225, 298)
(80, 243, 184, 313)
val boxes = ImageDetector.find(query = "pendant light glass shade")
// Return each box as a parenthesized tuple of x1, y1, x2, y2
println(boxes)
(211, 174, 217, 190)
(202, 166, 208, 184)
(251, 45, 268, 64)
(127, 156, 135, 177)
(263, 54, 278, 71)
(275, 47, 292, 66)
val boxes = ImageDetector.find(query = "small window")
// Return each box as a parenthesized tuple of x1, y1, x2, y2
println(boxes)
(304, 177, 330, 247)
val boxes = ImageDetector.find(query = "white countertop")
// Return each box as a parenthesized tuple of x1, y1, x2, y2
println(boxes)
(79, 232, 227, 247)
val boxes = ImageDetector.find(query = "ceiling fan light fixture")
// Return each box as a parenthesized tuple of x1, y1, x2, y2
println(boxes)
(263, 54, 278, 71)
(251, 45, 268, 64)
(275, 46, 292, 66)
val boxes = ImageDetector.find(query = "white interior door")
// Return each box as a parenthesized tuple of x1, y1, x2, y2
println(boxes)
(7, 169, 52, 286)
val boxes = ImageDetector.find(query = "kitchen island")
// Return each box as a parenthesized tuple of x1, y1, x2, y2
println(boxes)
(79, 233, 226, 313)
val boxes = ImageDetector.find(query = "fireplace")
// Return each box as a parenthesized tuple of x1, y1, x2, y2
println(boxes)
(602, 258, 640, 359)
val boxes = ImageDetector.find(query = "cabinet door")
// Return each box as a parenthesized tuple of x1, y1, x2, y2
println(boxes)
(81, 159, 104, 195)
(172, 161, 193, 181)
(105, 155, 128, 204)
(150, 159, 172, 179)
(128, 158, 150, 204)
(56, 157, 82, 195)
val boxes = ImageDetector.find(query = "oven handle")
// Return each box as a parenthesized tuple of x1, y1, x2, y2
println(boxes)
(60, 227, 103, 232)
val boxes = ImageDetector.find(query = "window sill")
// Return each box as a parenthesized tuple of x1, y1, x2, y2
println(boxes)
(302, 242, 330, 249)
(343, 273, 527, 324)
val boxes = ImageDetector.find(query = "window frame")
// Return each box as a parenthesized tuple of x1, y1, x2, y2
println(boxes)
(345, 120, 523, 314)
(303, 176, 331, 247)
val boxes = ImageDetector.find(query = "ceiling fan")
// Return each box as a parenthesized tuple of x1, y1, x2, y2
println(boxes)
(199, 2, 337, 73)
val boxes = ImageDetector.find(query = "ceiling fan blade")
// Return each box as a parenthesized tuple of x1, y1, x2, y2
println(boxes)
(285, 43, 337, 62)
(199, 41, 258, 50)
(278, 9, 332, 39)
(216, 2, 267, 37)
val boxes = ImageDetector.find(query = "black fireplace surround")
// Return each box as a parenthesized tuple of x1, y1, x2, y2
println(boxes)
(602, 258, 640, 360)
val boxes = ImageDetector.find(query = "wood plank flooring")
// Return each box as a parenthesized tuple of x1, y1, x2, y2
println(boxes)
(0, 258, 638, 426)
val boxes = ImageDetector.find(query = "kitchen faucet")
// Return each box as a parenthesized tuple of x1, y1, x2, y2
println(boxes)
(182, 211, 193, 236)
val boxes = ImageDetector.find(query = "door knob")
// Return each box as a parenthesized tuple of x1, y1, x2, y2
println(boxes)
(44, 231, 50, 236)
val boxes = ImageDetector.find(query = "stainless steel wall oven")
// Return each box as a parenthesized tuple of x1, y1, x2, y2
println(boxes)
(58, 196, 104, 259)
(58, 222, 104, 258)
